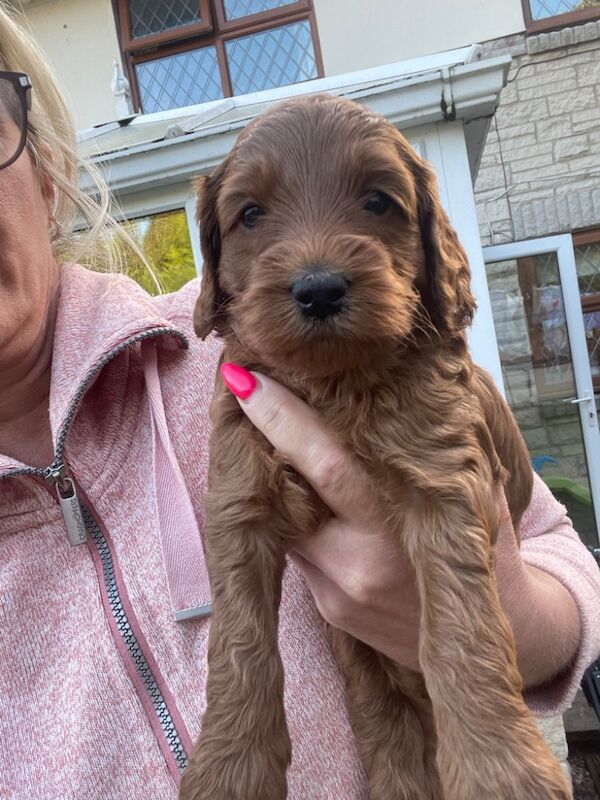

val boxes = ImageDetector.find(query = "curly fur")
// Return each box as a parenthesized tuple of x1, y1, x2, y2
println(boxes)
(180, 95, 572, 800)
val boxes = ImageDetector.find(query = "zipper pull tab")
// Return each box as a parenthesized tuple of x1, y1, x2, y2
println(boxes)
(45, 464, 87, 546)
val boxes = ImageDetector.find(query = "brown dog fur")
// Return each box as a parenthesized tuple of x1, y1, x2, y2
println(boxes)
(179, 95, 573, 800)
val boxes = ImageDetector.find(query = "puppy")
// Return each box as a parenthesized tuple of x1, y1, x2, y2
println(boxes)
(180, 94, 572, 800)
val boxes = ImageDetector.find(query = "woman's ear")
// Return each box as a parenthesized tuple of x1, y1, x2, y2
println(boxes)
(413, 159, 476, 337)
(193, 161, 230, 340)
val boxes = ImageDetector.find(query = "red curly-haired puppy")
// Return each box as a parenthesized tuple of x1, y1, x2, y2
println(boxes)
(180, 95, 572, 800)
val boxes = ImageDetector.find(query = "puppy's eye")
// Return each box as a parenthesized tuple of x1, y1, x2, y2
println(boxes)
(241, 205, 265, 229)
(364, 191, 392, 216)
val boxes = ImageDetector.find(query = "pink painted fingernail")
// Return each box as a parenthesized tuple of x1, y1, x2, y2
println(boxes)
(220, 363, 257, 400)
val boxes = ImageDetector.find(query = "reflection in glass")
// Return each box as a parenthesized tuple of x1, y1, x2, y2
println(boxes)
(487, 254, 598, 547)
(224, 0, 296, 20)
(529, 0, 600, 19)
(583, 310, 600, 383)
(129, 0, 201, 38)
(226, 20, 317, 95)
(575, 242, 600, 295)
(136, 46, 223, 113)
(81, 209, 197, 295)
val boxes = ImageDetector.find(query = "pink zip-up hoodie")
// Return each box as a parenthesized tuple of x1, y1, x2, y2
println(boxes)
(1, 263, 599, 800)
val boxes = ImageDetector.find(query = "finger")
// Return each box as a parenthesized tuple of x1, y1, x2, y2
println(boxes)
(231, 370, 379, 524)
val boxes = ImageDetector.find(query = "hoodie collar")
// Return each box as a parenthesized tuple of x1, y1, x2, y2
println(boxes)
(0, 263, 188, 480)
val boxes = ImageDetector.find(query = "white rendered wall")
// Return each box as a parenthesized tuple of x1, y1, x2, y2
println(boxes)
(17, 0, 121, 129)
(313, 0, 525, 77)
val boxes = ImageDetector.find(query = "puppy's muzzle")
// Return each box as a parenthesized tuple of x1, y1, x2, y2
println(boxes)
(291, 270, 348, 320)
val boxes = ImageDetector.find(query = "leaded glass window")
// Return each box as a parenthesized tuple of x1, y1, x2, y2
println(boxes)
(128, 0, 202, 38)
(136, 47, 223, 113)
(119, 0, 320, 114)
(226, 21, 317, 95)
(223, 0, 296, 21)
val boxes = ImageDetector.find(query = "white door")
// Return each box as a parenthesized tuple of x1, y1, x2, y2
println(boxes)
(483, 235, 600, 549)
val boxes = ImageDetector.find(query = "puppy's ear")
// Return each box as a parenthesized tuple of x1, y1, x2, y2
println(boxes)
(413, 161, 476, 337)
(193, 164, 229, 339)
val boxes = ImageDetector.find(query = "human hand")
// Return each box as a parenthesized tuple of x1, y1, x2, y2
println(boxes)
(221, 364, 580, 683)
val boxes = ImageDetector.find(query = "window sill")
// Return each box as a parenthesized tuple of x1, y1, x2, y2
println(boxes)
(527, 18, 600, 54)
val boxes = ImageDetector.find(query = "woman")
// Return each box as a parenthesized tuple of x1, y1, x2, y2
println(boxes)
(0, 5, 598, 799)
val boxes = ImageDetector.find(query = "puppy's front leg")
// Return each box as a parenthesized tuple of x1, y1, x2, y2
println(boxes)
(330, 628, 443, 800)
(405, 493, 572, 800)
(180, 410, 311, 800)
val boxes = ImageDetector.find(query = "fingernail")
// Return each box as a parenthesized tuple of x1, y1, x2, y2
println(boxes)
(220, 363, 257, 400)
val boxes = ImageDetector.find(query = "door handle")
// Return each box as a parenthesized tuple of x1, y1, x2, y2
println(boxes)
(562, 396, 593, 404)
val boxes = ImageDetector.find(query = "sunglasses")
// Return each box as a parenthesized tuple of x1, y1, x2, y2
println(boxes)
(0, 70, 32, 171)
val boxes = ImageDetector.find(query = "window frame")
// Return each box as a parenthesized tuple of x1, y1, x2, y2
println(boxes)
(118, 0, 214, 51)
(521, 0, 600, 34)
(115, 0, 323, 113)
(214, 0, 310, 32)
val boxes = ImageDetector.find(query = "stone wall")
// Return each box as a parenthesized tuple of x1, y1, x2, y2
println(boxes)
(475, 21, 600, 245)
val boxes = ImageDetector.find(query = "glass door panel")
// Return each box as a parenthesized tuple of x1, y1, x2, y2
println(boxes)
(484, 244, 600, 548)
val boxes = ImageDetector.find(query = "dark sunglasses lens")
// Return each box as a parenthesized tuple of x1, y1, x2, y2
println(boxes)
(0, 77, 25, 169)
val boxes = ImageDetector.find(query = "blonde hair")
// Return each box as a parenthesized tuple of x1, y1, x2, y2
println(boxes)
(0, 1, 160, 289)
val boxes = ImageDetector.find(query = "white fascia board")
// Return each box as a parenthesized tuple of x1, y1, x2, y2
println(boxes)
(82, 54, 510, 198)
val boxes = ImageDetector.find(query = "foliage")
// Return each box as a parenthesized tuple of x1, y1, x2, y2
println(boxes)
(79, 208, 198, 295)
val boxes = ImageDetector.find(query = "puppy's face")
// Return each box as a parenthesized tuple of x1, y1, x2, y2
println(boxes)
(195, 95, 474, 376)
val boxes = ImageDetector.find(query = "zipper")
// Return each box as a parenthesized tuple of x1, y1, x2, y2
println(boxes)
(78, 497, 189, 772)
(45, 463, 87, 546)
(39, 461, 189, 773)
(40, 459, 190, 774)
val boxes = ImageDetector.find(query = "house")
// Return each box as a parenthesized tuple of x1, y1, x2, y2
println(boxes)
(8, 1, 600, 784)
(12, 0, 600, 612)
(12, 0, 600, 618)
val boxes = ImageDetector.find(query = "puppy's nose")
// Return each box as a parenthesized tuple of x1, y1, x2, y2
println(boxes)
(291, 271, 348, 319)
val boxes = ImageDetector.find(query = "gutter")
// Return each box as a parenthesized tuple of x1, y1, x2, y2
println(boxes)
(81, 53, 510, 197)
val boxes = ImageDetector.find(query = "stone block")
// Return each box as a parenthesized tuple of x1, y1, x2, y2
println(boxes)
(500, 121, 536, 140)
(510, 152, 555, 174)
(560, 443, 585, 457)
(567, 35, 600, 53)
(496, 97, 548, 125)
(571, 107, 599, 124)
(508, 187, 555, 205)
(561, 151, 600, 172)
(524, 427, 550, 450)
(519, 78, 577, 103)
(572, 115, 600, 134)
(480, 197, 512, 224)
(549, 421, 581, 445)
(576, 59, 600, 87)
(554, 135, 590, 160)
(499, 81, 519, 105)
(528, 19, 600, 54)
(475, 166, 505, 193)
(499, 134, 539, 155)
(547, 86, 596, 114)
(536, 118, 573, 141)
(522, 65, 577, 87)
(516, 407, 543, 427)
